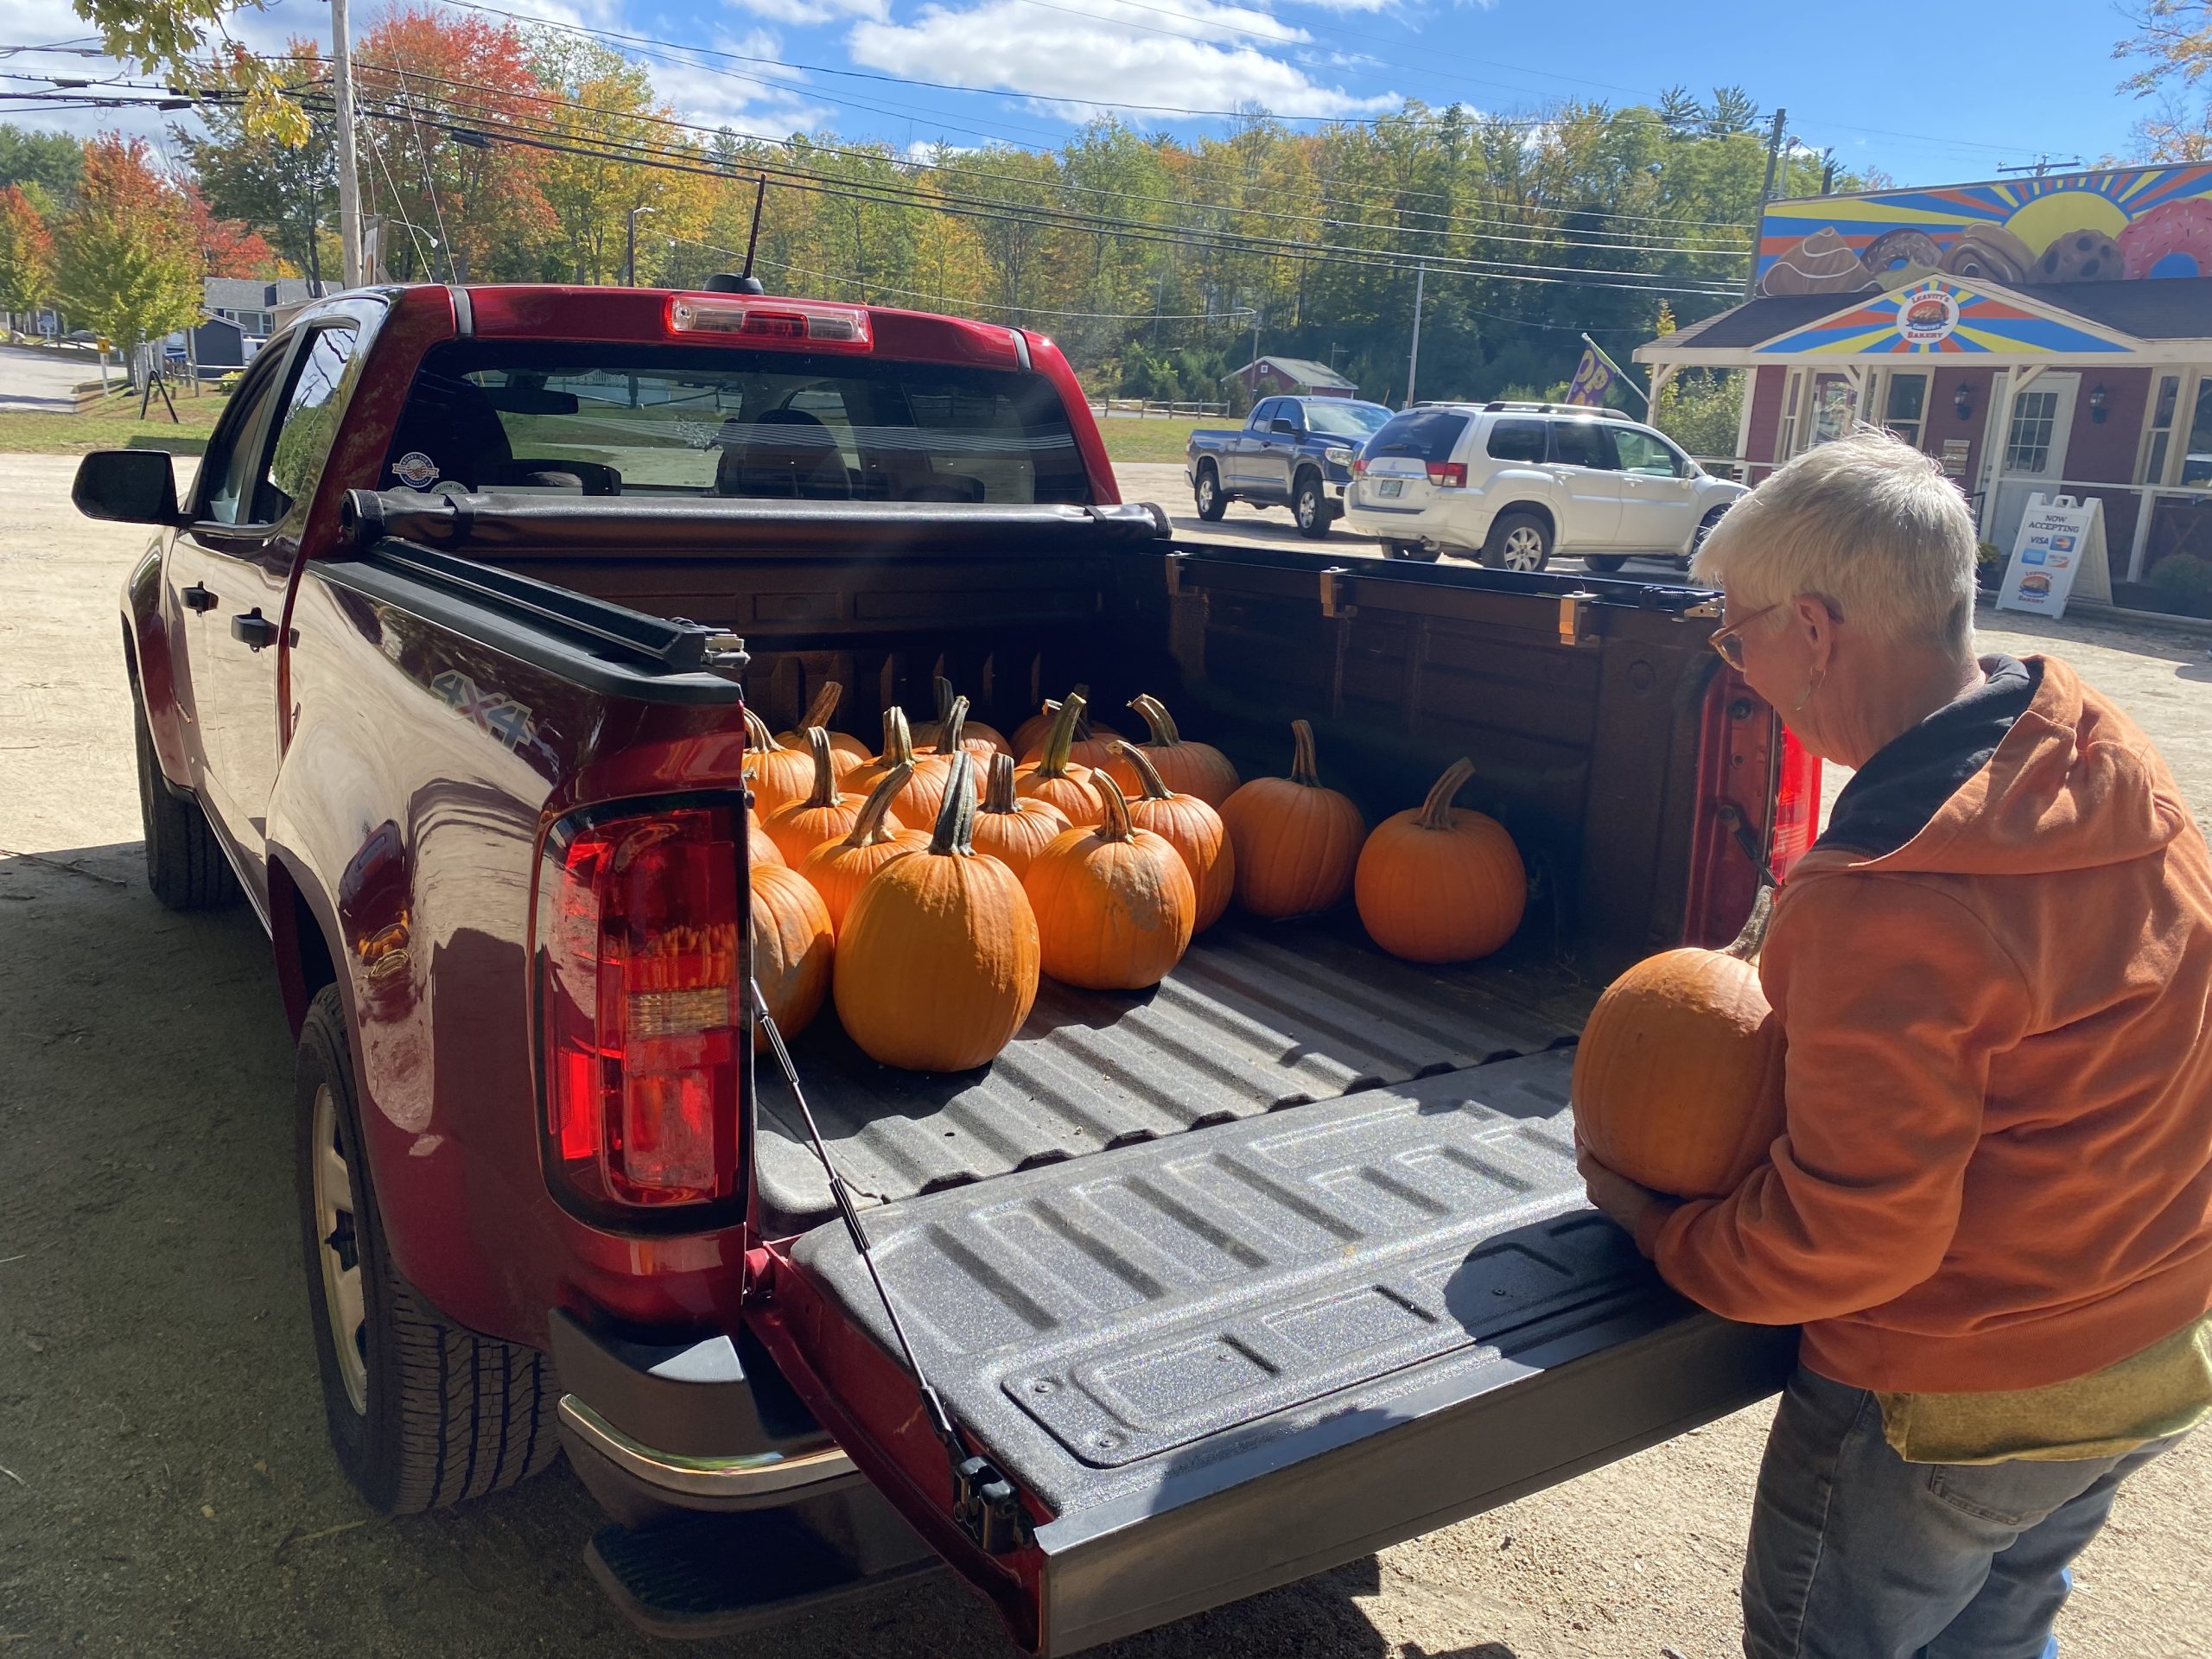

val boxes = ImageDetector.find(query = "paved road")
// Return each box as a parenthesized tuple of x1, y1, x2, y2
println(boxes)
(0, 343, 99, 413)
(2, 450, 2207, 1657)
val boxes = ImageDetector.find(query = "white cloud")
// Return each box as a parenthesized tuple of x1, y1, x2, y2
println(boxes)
(725, 0, 891, 23)
(847, 0, 1394, 120)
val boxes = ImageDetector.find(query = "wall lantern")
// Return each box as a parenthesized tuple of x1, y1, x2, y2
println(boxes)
(2089, 384, 2108, 423)
(1954, 383, 1974, 421)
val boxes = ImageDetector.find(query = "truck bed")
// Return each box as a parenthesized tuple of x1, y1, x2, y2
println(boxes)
(757, 914, 1594, 1231)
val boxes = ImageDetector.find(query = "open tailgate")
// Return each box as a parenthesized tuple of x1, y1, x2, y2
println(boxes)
(748, 1049, 1793, 1655)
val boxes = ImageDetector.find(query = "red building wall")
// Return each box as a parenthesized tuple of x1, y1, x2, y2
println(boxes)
(1745, 366, 1787, 474)
(1923, 367, 1998, 491)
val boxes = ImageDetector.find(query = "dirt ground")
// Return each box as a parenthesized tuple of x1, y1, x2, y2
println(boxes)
(2, 449, 2208, 1658)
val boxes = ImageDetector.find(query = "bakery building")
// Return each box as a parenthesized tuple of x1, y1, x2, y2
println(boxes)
(1637, 164, 2212, 598)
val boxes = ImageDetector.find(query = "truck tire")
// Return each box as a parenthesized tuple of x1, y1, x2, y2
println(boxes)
(133, 695, 238, 911)
(1193, 462, 1228, 522)
(296, 983, 559, 1513)
(1293, 472, 1332, 539)
(1484, 511, 1553, 572)
(1581, 554, 1627, 574)
(1692, 505, 1729, 556)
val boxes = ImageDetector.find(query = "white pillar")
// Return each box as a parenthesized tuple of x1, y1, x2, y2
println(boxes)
(332, 0, 365, 289)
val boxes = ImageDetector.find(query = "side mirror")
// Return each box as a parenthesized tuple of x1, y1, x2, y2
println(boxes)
(73, 449, 185, 526)
(1269, 417, 1300, 436)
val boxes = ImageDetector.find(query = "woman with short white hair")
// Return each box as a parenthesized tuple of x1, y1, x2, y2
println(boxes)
(1580, 426, 2212, 1659)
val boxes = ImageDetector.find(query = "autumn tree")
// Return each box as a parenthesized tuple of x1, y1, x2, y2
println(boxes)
(175, 41, 336, 285)
(2117, 2, 2212, 160)
(0, 185, 55, 323)
(54, 135, 201, 353)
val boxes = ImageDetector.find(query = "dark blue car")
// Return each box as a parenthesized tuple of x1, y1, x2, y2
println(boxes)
(1185, 396, 1394, 538)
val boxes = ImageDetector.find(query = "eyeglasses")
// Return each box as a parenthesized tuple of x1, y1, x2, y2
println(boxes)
(1709, 601, 1783, 671)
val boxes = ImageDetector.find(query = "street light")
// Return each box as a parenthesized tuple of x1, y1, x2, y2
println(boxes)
(626, 205, 657, 288)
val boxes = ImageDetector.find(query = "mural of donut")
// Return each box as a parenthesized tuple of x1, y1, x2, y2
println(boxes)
(1860, 228, 1942, 276)
(2117, 199, 2212, 280)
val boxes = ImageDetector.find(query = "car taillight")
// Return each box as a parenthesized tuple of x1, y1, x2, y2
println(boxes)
(537, 804, 744, 1216)
(1769, 727, 1821, 879)
(666, 296, 872, 349)
(1352, 455, 1368, 477)
(1426, 461, 1467, 488)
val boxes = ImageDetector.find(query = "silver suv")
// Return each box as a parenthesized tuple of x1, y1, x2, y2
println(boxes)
(1341, 402, 1747, 571)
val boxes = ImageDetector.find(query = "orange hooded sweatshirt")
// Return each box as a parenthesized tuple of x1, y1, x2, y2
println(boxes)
(1648, 653, 2212, 1394)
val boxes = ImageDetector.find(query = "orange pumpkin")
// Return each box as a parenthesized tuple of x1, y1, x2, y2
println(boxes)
(766, 728, 889, 867)
(1217, 719, 1365, 918)
(1013, 692, 1104, 827)
(833, 753, 1040, 1071)
(914, 675, 1012, 759)
(1354, 757, 1526, 963)
(1570, 889, 1786, 1199)
(901, 696, 969, 830)
(1109, 741, 1234, 932)
(747, 806, 784, 868)
(1024, 774, 1195, 991)
(969, 751, 1069, 880)
(842, 707, 938, 830)
(749, 861, 834, 1052)
(778, 682, 870, 772)
(743, 709, 817, 817)
(1008, 702, 1061, 761)
(1105, 694, 1240, 808)
(1016, 685, 1122, 766)
(798, 761, 929, 938)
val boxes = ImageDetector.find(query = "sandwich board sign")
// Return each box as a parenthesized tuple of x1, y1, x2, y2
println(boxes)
(1995, 494, 2109, 620)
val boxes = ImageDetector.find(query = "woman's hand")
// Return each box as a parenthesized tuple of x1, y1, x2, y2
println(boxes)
(1575, 1137, 1679, 1259)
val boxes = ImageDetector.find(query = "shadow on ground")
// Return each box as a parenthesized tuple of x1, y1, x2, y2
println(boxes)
(0, 842, 1524, 1659)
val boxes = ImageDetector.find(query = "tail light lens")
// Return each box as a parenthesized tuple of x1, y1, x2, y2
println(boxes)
(667, 296, 872, 349)
(1352, 455, 1368, 477)
(1769, 727, 1821, 879)
(1426, 461, 1468, 488)
(537, 804, 744, 1217)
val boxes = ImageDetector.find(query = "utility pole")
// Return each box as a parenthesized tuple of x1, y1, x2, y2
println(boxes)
(626, 204, 656, 286)
(331, 0, 364, 289)
(1405, 262, 1426, 408)
(1743, 106, 1787, 299)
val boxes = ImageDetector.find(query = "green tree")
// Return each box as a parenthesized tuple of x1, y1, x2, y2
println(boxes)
(53, 135, 201, 353)
(0, 124, 83, 205)
(0, 185, 54, 321)
(174, 41, 335, 286)
(69, 0, 308, 144)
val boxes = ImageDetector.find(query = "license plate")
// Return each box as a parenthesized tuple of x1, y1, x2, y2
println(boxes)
(1376, 479, 1403, 497)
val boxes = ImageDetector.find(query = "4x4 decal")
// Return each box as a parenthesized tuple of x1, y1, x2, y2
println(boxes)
(432, 669, 536, 751)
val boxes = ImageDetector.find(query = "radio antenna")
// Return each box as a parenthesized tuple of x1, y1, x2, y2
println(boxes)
(738, 176, 767, 293)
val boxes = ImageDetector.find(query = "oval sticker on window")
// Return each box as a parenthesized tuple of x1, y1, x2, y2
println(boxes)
(393, 451, 439, 489)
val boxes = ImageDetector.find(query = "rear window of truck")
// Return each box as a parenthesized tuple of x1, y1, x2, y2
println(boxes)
(384, 341, 1090, 504)
(1365, 408, 1469, 464)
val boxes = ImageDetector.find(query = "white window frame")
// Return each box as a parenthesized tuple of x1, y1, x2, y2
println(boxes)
(2138, 372, 2185, 486)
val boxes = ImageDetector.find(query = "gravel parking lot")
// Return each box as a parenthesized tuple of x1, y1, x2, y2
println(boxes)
(3, 450, 2208, 1657)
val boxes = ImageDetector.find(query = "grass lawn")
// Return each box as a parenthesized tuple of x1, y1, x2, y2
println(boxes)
(1093, 415, 1213, 465)
(0, 390, 230, 455)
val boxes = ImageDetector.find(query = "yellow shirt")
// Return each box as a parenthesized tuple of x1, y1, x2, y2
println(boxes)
(1877, 1312, 2212, 1465)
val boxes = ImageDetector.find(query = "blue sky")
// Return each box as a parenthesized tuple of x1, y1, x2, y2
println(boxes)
(0, 0, 2160, 186)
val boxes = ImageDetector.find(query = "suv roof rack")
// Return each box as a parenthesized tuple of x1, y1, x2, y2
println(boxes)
(1481, 400, 1635, 422)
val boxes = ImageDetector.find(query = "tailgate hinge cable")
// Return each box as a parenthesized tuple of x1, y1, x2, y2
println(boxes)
(747, 980, 1033, 1557)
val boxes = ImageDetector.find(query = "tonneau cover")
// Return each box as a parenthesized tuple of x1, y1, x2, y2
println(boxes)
(786, 1049, 1795, 1654)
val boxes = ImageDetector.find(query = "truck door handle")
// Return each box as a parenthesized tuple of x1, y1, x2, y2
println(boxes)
(181, 583, 218, 613)
(230, 610, 279, 651)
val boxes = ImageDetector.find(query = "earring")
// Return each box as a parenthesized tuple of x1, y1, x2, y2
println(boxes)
(1793, 670, 1824, 713)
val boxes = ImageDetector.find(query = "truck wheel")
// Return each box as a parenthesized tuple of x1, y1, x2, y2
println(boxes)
(1581, 555, 1627, 574)
(296, 984, 559, 1513)
(1692, 505, 1729, 556)
(134, 695, 238, 911)
(1193, 463, 1228, 522)
(1293, 473, 1331, 539)
(1485, 512, 1553, 572)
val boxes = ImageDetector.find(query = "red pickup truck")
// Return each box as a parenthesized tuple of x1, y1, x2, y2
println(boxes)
(77, 281, 1817, 1654)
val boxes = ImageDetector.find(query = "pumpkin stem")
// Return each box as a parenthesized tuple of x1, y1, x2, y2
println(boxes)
(878, 706, 916, 766)
(982, 751, 1020, 814)
(744, 708, 785, 753)
(933, 696, 969, 758)
(1128, 693, 1182, 747)
(1288, 718, 1323, 787)
(1068, 683, 1097, 740)
(928, 752, 978, 856)
(1416, 758, 1478, 830)
(841, 761, 912, 849)
(934, 674, 957, 724)
(801, 681, 843, 732)
(1723, 885, 1776, 963)
(1090, 772, 1135, 842)
(803, 727, 841, 810)
(1109, 740, 1175, 803)
(1035, 691, 1086, 779)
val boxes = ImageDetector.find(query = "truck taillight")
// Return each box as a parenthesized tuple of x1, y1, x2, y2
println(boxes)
(1769, 727, 1821, 879)
(1426, 461, 1467, 488)
(537, 804, 744, 1216)
(666, 296, 872, 349)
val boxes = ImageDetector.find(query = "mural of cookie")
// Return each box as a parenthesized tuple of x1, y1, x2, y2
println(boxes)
(1941, 225, 2035, 284)
(2118, 198, 2212, 280)
(1760, 226, 1875, 296)
(2031, 228, 2124, 282)
(1860, 228, 1942, 276)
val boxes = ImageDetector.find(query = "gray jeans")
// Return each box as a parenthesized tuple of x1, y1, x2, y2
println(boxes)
(1744, 1365, 2187, 1659)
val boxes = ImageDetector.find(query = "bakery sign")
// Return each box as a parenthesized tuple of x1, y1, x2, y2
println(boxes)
(1752, 277, 2135, 357)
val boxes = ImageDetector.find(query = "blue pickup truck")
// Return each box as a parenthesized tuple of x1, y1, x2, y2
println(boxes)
(1185, 396, 1394, 538)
